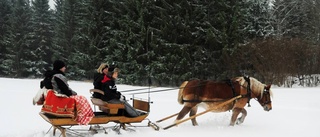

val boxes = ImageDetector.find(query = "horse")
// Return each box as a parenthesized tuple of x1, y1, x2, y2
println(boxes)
(176, 76, 272, 126)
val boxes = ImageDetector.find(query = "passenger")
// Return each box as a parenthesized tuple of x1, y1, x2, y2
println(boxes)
(92, 63, 109, 98)
(101, 65, 141, 117)
(33, 69, 54, 105)
(40, 69, 53, 89)
(51, 60, 77, 96)
(51, 60, 94, 125)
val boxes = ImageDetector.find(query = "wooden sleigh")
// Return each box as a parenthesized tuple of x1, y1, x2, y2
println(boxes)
(40, 89, 159, 137)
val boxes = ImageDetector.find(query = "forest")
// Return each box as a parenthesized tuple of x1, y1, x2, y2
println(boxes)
(0, 0, 319, 87)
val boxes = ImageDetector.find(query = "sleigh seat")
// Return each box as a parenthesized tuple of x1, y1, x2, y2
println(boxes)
(89, 89, 126, 115)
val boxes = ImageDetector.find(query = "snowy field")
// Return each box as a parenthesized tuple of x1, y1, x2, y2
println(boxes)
(0, 77, 319, 137)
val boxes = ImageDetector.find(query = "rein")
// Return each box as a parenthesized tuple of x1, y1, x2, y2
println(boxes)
(124, 76, 257, 107)
(124, 81, 218, 95)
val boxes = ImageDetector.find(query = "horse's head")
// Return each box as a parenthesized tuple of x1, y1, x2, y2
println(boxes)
(256, 84, 272, 111)
(235, 76, 273, 111)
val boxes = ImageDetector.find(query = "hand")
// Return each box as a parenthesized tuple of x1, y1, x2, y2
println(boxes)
(116, 91, 122, 96)
(120, 95, 126, 101)
(72, 91, 77, 95)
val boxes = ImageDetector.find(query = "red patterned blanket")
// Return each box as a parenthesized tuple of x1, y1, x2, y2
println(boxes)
(41, 90, 75, 118)
(41, 90, 94, 125)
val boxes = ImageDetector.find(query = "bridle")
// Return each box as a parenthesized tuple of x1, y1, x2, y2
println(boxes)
(254, 87, 272, 106)
(242, 76, 271, 107)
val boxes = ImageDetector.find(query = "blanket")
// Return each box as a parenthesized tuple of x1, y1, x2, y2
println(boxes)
(41, 90, 76, 118)
(40, 90, 94, 125)
(70, 95, 94, 125)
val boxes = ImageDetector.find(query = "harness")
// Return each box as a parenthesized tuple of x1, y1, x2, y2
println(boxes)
(254, 87, 272, 106)
(182, 76, 254, 108)
(182, 79, 238, 103)
(227, 79, 237, 107)
(242, 76, 272, 107)
(243, 76, 252, 107)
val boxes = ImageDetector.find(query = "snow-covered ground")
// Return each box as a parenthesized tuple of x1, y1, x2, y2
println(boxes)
(0, 77, 319, 137)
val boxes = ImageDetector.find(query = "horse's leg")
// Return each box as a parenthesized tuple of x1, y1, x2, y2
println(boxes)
(236, 108, 247, 125)
(176, 106, 192, 121)
(230, 108, 241, 126)
(189, 106, 199, 126)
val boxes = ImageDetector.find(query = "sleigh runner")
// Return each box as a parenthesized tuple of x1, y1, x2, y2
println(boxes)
(39, 89, 159, 137)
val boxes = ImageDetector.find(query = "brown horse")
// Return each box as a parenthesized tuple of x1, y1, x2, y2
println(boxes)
(176, 76, 272, 126)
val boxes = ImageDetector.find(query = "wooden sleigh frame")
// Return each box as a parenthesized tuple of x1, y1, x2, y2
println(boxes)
(40, 89, 159, 137)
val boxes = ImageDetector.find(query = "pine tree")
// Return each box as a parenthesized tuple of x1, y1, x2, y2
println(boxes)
(100, 0, 149, 85)
(68, 0, 96, 79)
(245, 0, 274, 39)
(52, 0, 80, 79)
(30, 0, 54, 77)
(5, 0, 32, 77)
(52, 0, 67, 61)
(88, 0, 112, 66)
(0, 0, 13, 76)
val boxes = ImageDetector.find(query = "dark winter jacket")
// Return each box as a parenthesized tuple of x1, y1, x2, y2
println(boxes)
(101, 75, 121, 102)
(40, 70, 54, 89)
(92, 72, 104, 98)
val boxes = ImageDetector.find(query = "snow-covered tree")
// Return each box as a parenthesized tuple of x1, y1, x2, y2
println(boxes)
(5, 0, 32, 77)
(29, 0, 54, 77)
(0, 0, 13, 76)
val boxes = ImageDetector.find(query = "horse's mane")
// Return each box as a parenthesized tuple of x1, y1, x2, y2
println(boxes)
(233, 76, 272, 98)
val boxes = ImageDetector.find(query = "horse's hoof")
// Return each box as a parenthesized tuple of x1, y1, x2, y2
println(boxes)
(236, 119, 243, 125)
(229, 124, 235, 126)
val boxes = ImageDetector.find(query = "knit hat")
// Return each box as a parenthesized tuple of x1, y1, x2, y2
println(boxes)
(53, 60, 66, 70)
(108, 62, 116, 72)
(108, 65, 115, 73)
(107, 64, 120, 76)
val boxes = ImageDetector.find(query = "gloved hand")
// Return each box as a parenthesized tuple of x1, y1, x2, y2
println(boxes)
(71, 90, 77, 95)
(120, 95, 126, 101)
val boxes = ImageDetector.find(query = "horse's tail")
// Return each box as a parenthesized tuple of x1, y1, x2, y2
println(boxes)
(178, 81, 189, 105)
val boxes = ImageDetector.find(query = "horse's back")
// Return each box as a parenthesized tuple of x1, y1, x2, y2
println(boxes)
(182, 79, 240, 99)
(178, 79, 242, 112)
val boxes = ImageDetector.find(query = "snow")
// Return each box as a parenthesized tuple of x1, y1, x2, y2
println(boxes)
(0, 77, 319, 137)
(49, 0, 55, 9)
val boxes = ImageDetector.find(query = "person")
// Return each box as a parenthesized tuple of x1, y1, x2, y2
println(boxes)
(92, 63, 109, 98)
(50, 60, 94, 125)
(101, 65, 141, 117)
(40, 69, 53, 89)
(33, 69, 54, 105)
(51, 60, 77, 96)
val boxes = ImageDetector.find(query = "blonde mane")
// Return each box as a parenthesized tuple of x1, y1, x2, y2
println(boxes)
(233, 76, 272, 99)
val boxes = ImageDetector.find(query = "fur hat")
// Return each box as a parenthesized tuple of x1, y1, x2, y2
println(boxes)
(53, 60, 66, 70)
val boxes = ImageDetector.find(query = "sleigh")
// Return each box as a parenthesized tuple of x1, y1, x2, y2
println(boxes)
(40, 89, 159, 137)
